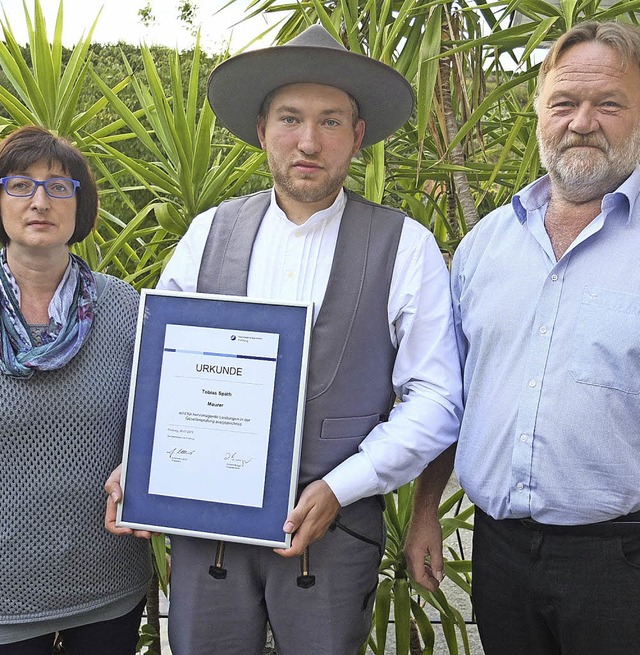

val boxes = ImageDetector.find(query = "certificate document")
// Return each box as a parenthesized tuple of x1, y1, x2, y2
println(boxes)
(118, 290, 312, 548)
(148, 324, 279, 507)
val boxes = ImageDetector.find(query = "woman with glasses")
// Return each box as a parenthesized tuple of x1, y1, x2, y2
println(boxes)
(0, 126, 151, 654)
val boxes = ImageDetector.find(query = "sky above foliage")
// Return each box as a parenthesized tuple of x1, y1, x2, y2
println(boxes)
(0, 1, 277, 53)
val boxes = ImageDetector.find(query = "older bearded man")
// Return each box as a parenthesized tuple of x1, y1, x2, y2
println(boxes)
(406, 20, 640, 655)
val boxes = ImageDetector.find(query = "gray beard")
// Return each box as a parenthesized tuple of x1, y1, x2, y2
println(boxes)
(537, 128, 640, 200)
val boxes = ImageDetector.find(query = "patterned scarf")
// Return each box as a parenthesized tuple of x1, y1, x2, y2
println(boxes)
(0, 248, 97, 378)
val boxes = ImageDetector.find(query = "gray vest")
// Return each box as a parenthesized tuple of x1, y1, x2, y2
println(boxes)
(197, 190, 403, 484)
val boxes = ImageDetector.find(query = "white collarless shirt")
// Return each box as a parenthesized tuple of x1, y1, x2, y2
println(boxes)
(158, 189, 462, 506)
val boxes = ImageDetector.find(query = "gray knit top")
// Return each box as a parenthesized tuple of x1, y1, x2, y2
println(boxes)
(0, 273, 152, 639)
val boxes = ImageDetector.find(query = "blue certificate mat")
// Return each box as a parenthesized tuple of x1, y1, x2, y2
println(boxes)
(117, 290, 313, 548)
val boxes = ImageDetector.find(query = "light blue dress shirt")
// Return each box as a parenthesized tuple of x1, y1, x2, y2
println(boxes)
(453, 169, 640, 524)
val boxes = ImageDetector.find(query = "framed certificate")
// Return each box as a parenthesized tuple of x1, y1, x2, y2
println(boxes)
(117, 289, 313, 548)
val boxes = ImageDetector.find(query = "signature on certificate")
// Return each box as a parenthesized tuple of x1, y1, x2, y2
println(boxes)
(167, 447, 196, 462)
(224, 451, 253, 469)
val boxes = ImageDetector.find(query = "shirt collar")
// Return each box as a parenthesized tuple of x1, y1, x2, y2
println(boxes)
(512, 167, 640, 225)
(606, 168, 640, 223)
(268, 187, 346, 231)
(512, 175, 551, 224)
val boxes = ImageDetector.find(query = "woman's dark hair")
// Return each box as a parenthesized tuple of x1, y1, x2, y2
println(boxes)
(0, 126, 98, 245)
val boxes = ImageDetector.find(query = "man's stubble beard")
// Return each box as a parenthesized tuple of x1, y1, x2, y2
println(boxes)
(267, 152, 352, 206)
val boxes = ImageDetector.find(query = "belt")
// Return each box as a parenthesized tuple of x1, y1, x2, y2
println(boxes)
(520, 509, 640, 536)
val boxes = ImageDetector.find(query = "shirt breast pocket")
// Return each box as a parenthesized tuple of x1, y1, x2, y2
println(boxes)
(569, 286, 640, 394)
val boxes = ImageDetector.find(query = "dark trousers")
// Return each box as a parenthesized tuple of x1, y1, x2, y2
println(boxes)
(0, 597, 146, 655)
(472, 507, 640, 655)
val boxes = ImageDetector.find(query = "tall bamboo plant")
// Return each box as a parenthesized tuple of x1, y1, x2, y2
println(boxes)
(0, 0, 107, 134)
(87, 37, 266, 287)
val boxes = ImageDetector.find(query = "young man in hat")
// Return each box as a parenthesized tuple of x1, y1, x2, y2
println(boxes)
(106, 24, 462, 655)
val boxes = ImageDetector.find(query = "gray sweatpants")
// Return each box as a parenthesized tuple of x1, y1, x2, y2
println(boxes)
(167, 496, 385, 655)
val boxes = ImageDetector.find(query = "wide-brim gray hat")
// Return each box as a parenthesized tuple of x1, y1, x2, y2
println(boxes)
(207, 24, 415, 149)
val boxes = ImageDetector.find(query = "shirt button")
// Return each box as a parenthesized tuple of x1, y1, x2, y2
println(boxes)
(516, 482, 525, 491)
(520, 434, 528, 442)
(528, 379, 536, 388)
(287, 271, 295, 278)
(539, 326, 547, 335)
(294, 230, 302, 238)
(551, 274, 558, 281)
